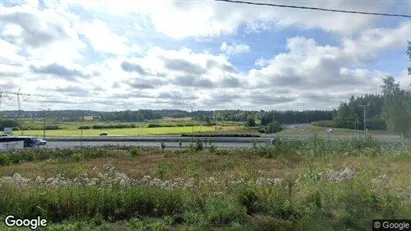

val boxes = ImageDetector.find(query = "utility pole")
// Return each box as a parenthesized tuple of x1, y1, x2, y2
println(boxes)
(189, 106, 194, 134)
(359, 104, 370, 144)
(293, 113, 296, 124)
(0, 89, 30, 136)
(272, 111, 275, 133)
(354, 113, 358, 136)
(80, 116, 84, 147)
(39, 108, 50, 139)
(214, 110, 217, 134)
(189, 106, 194, 142)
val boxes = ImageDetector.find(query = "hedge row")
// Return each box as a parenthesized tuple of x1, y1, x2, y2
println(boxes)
(78, 124, 137, 130)
(181, 134, 260, 137)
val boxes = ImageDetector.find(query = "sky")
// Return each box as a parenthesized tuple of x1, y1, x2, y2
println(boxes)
(0, 0, 410, 112)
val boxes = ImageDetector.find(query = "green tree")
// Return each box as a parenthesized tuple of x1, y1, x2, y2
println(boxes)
(267, 121, 281, 133)
(246, 117, 256, 127)
(381, 76, 411, 139)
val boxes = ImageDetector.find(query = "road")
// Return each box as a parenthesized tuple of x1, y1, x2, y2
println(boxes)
(40, 134, 408, 150)
(43, 141, 263, 149)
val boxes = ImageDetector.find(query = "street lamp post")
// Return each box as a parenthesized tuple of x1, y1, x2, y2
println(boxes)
(272, 111, 275, 133)
(359, 104, 370, 144)
(189, 106, 194, 134)
(355, 113, 358, 136)
(39, 108, 50, 139)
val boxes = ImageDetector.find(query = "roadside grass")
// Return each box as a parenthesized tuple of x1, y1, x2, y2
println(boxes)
(20, 126, 225, 137)
(277, 125, 399, 139)
(0, 136, 410, 230)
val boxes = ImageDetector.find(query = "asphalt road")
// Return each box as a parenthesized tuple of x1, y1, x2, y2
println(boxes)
(43, 141, 262, 149)
(40, 135, 408, 150)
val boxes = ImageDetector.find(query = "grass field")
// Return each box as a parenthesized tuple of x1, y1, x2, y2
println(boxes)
(10, 118, 400, 139)
(0, 137, 410, 230)
(276, 124, 398, 138)
(18, 126, 229, 137)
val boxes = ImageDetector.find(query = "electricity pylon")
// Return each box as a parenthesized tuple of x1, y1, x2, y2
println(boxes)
(0, 89, 31, 113)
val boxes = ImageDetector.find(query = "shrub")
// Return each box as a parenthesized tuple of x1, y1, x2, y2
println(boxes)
(267, 121, 282, 133)
(0, 119, 20, 130)
(72, 153, 84, 162)
(157, 162, 167, 180)
(0, 152, 10, 166)
(130, 147, 141, 157)
(195, 139, 203, 151)
(147, 124, 162, 128)
(208, 145, 217, 153)
(204, 196, 247, 226)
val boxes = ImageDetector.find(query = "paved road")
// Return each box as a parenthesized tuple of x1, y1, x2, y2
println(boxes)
(41, 136, 408, 150)
(43, 141, 262, 149)
(46, 134, 406, 143)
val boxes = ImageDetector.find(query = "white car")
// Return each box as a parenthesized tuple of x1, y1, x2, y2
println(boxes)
(36, 139, 47, 145)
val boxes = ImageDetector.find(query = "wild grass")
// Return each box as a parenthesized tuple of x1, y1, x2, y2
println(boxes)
(0, 136, 410, 230)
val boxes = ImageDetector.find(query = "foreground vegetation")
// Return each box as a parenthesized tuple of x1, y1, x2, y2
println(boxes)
(0, 136, 410, 230)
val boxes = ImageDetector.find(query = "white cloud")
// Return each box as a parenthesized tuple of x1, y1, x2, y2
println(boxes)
(66, 0, 396, 39)
(76, 20, 140, 56)
(0, 0, 409, 111)
(220, 42, 250, 55)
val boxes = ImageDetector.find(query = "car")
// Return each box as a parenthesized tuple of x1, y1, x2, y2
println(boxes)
(1, 134, 10, 136)
(36, 139, 47, 145)
(99, 132, 108, 136)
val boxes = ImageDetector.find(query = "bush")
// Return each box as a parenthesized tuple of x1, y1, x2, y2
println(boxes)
(157, 162, 166, 180)
(246, 118, 256, 127)
(147, 124, 162, 128)
(72, 153, 84, 162)
(204, 196, 247, 225)
(267, 121, 282, 134)
(0, 186, 187, 222)
(0, 152, 10, 166)
(311, 120, 335, 128)
(195, 139, 203, 151)
(208, 145, 217, 153)
(0, 119, 20, 130)
(130, 147, 141, 157)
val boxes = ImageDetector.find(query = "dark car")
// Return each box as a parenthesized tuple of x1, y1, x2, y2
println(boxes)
(99, 132, 108, 136)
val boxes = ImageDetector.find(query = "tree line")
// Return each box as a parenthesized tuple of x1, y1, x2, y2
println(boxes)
(329, 42, 411, 137)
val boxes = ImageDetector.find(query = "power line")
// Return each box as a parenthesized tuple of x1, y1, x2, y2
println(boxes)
(215, 0, 411, 18)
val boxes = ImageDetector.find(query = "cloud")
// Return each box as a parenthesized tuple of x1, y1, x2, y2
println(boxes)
(247, 27, 409, 92)
(173, 75, 214, 88)
(70, 0, 396, 39)
(121, 61, 148, 75)
(158, 91, 198, 100)
(163, 58, 207, 75)
(220, 42, 250, 55)
(206, 59, 238, 73)
(1, 9, 69, 48)
(0, 3, 87, 65)
(30, 63, 89, 80)
(249, 95, 296, 105)
(0, 80, 18, 89)
(126, 77, 168, 89)
(76, 20, 140, 55)
(56, 86, 89, 97)
(0, 0, 409, 111)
